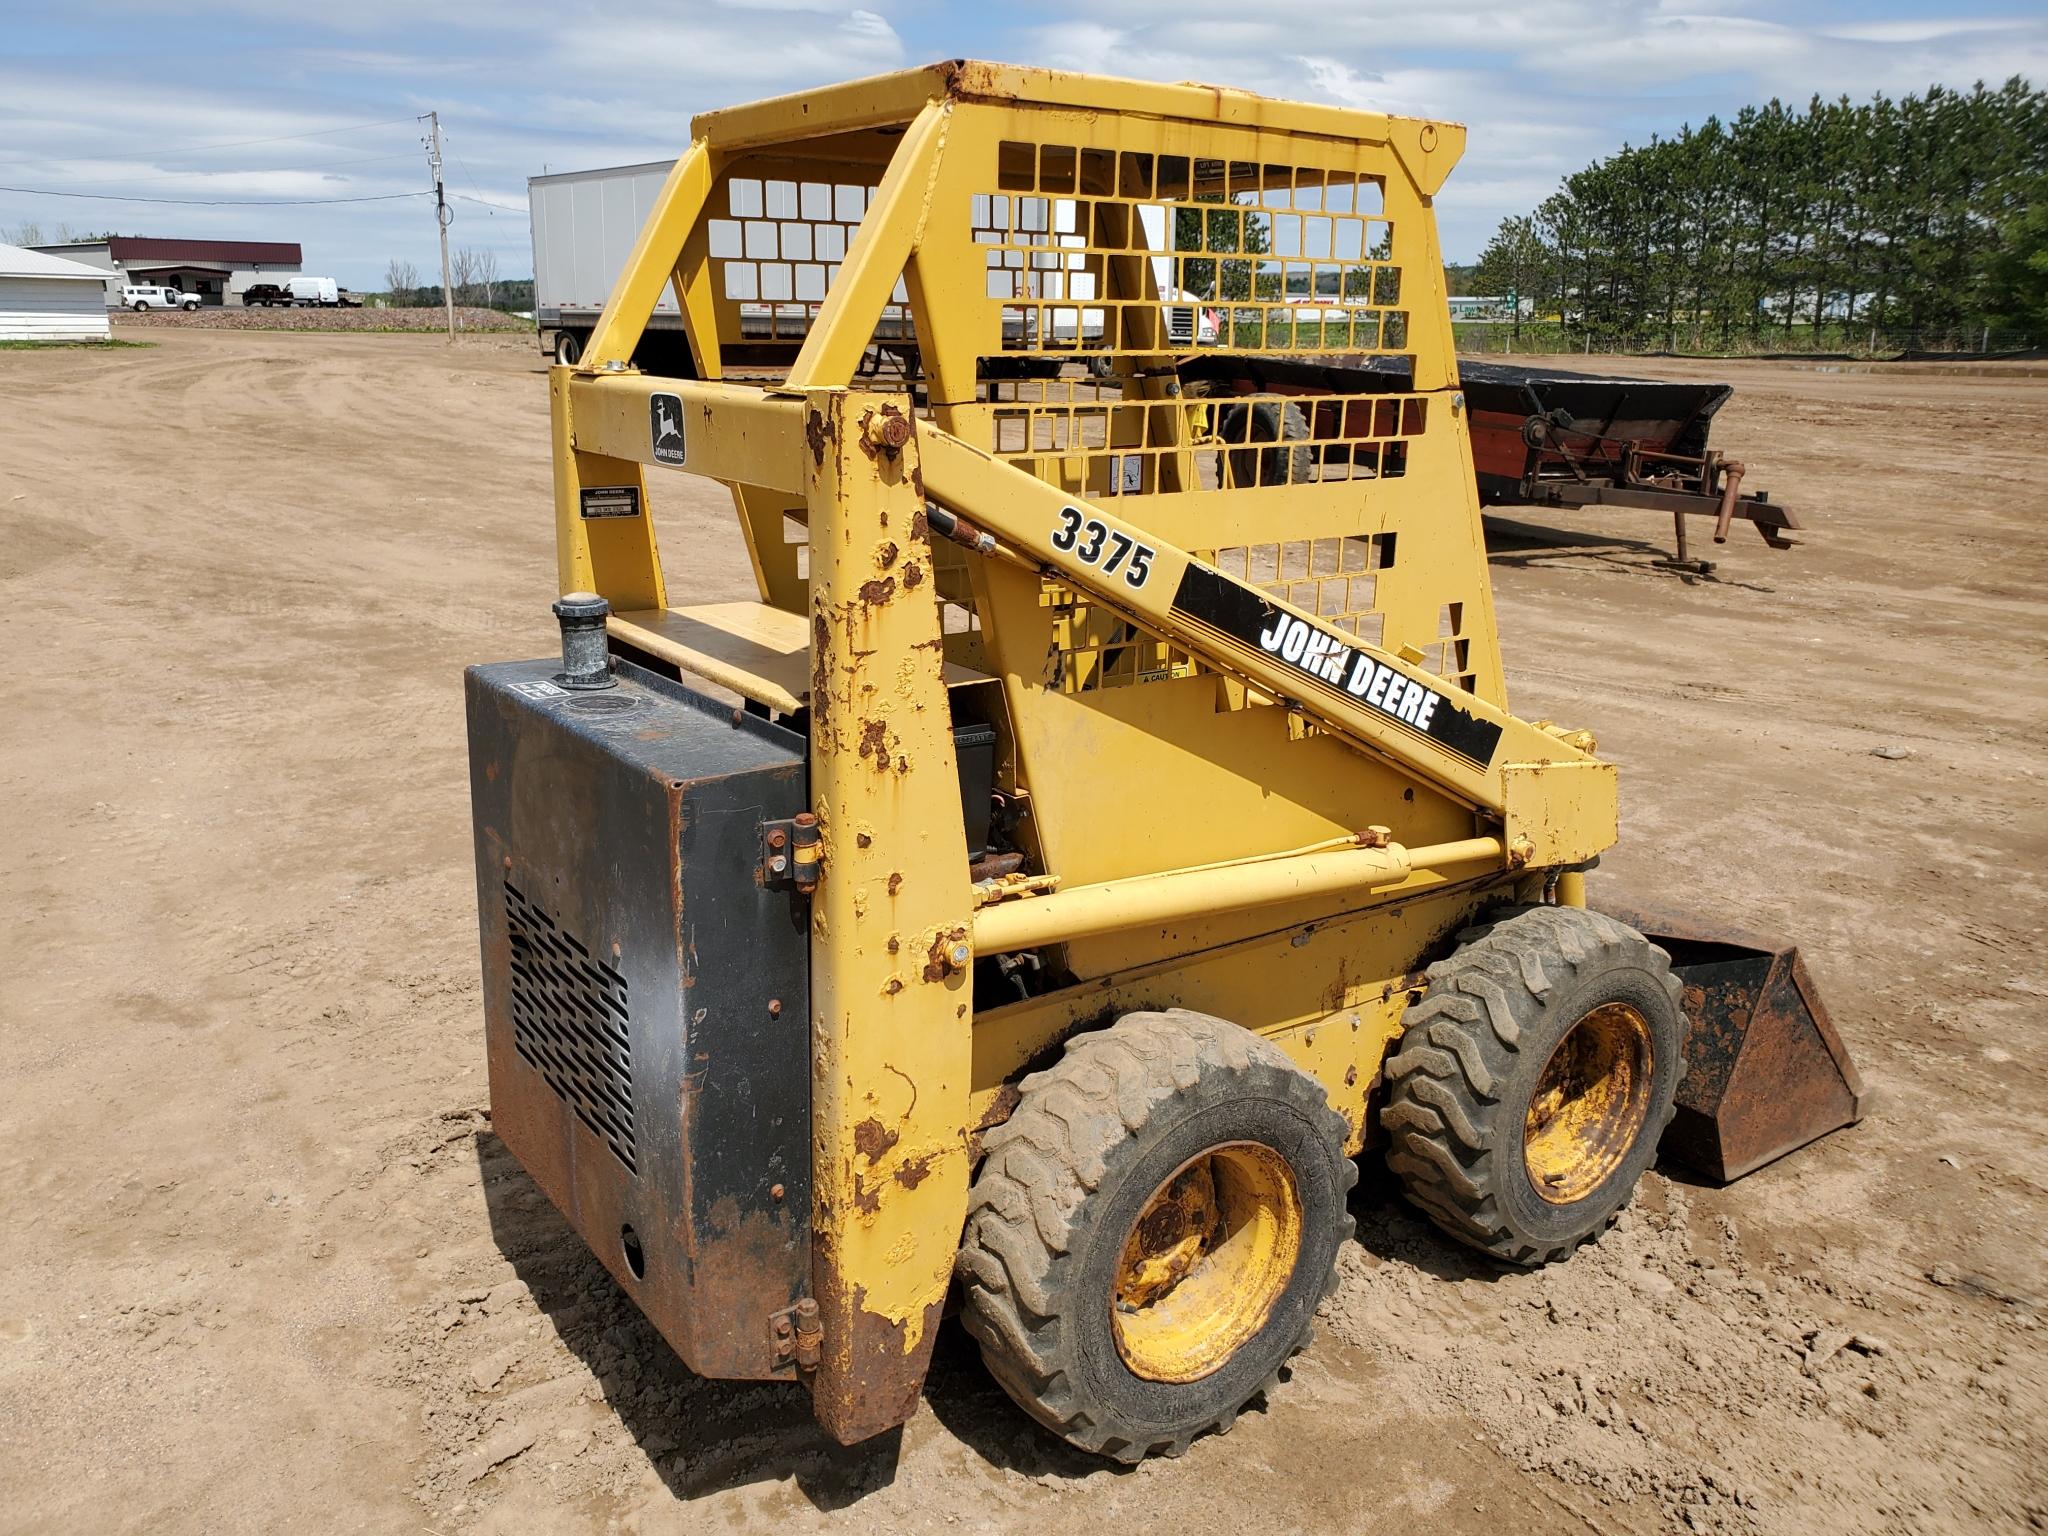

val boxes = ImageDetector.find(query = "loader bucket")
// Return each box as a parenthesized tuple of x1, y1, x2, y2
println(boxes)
(1605, 906, 1870, 1182)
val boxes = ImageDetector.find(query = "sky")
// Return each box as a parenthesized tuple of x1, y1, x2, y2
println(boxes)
(3, 0, 2044, 290)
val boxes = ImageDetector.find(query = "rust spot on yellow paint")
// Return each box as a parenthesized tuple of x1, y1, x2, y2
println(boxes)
(886, 872, 902, 896)
(853, 1117, 899, 1160)
(856, 832, 873, 849)
(922, 926, 967, 984)
(876, 540, 899, 569)
(902, 560, 924, 588)
(858, 718, 892, 771)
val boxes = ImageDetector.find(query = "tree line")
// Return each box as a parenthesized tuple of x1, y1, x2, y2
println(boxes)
(1472, 78, 2047, 351)
(383, 250, 530, 311)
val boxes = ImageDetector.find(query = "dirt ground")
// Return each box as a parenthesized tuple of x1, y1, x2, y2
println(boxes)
(2, 330, 2043, 1535)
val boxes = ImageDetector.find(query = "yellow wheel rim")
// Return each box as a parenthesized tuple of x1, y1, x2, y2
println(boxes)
(1111, 1142, 1303, 1384)
(1523, 1001, 1656, 1205)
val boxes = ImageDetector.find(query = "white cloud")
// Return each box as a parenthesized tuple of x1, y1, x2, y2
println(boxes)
(0, 0, 2040, 286)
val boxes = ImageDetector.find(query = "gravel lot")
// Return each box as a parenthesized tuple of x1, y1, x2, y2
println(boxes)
(112, 303, 529, 333)
(0, 328, 2042, 1535)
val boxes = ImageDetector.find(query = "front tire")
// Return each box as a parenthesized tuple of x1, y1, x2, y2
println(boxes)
(960, 1009, 1354, 1462)
(182, 300, 198, 311)
(1383, 905, 1685, 1265)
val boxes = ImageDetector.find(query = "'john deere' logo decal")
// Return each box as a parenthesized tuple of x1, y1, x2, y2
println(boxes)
(1171, 564, 1503, 768)
(650, 392, 686, 466)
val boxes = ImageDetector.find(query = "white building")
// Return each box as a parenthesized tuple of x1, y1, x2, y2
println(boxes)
(27, 236, 303, 308)
(0, 243, 113, 341)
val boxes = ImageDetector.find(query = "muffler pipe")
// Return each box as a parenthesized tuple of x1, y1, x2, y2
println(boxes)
(553, 591, 615, 689)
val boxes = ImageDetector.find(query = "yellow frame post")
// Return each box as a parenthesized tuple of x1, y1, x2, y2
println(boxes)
(803, 388, 973, 1443)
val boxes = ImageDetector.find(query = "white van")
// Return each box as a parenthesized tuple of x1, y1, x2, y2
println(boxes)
(285, 276, 340, 307)
(121, 284, 200, 312)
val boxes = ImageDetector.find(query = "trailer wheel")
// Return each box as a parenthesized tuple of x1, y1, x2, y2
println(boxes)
(959, 1009, 1354, 1462)
(1383, 905, 1685, 1265)
(554, 329, 583, 366)
(1219, 396, 1315, 488)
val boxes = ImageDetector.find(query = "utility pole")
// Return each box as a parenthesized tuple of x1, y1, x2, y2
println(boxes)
(423, 111, 455, 342)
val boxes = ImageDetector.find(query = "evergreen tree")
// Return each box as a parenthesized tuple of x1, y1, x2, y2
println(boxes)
(1469, 77, 2044, 350)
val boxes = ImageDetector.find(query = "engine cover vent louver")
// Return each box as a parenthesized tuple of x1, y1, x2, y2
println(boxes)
(503, 880, 635, 1172)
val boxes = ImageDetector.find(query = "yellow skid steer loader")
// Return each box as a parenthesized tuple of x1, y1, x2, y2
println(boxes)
(465, 61, 1866, 1461)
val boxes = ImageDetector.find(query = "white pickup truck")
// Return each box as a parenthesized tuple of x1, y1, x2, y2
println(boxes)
(120, 284, 200, 312)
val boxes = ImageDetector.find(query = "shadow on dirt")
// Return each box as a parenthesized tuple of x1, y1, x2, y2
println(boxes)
(917, 1324, 1133, 1482)
(476, 1130, 893, 1511)
(477, 1130, 1117, 1507)
(1346, 1154, 1518, 1284)
(1482, 512, 1778, 593)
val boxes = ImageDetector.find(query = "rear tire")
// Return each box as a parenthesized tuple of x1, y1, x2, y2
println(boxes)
(1220, 396, 1315, 488)
(960, 1009, 1354, 1462)
(554, 328, 583, 366)
(1383, 905, 1684, 1265)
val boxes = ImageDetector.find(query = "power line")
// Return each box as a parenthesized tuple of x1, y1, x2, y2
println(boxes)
(450, 191, 527, 215)
(441, 132, 526, 217)
(0, 182, 430, 206)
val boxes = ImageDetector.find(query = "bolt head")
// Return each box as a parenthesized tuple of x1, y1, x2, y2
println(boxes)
(948, 941, 972, 969)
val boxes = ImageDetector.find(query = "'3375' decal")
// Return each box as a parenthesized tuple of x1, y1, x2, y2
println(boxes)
(1051, 506, 1156, 588)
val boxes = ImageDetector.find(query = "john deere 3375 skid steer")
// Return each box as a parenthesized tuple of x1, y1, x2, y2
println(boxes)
(465, 61, 1867, 1460)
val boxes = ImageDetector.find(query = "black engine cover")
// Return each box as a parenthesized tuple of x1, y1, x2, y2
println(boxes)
(466, 657, 810, 1379)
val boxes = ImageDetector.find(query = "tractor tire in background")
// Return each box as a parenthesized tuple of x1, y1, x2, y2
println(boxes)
(1383, 905, 1685, 1265)
(959, 1009, 1355, 1462)
(1219, 396, 1315, 488)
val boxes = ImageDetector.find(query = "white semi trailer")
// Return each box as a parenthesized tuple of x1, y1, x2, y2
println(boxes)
(530, 160, 683, 367)
(529, 159, 1217, 373)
